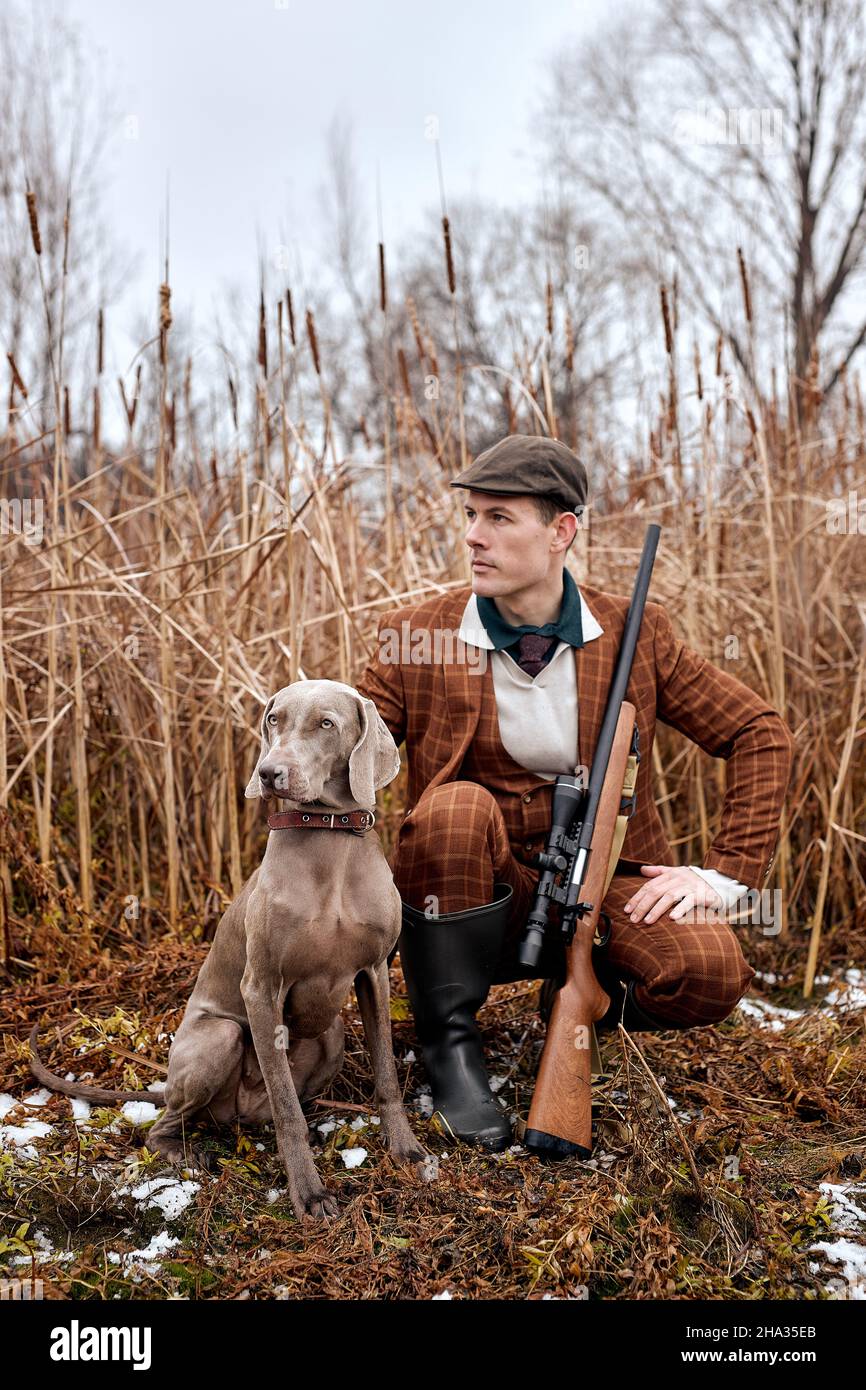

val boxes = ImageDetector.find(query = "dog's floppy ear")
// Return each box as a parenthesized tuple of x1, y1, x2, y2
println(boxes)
(244, 694, 276, 799)
(347, 695, 401, 809)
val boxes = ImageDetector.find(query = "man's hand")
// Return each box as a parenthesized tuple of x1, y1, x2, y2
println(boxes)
(623, 865, 724, 924)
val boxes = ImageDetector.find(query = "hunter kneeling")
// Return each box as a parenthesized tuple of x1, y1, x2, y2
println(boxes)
(355, 434, 795, 1154)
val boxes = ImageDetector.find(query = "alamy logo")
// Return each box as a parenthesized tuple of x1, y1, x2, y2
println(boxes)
(377, 621, 487, 672)
(0, 497, 44, 544)
(1, 1277, 43, 1299)
(49, 1319, 152, 1371)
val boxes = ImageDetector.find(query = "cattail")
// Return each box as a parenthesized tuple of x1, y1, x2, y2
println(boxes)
(159, 283, 172, 333)
(378, 242, 387, 313)
(546, 281, 554, 337)
(26, 189, 41, 255)
(564, 308, 575, 374)
(737, 247, 753, 325)
(119, 366, 142, 428)
(227, 373, 238, 430)
(693, 339, 703, 401)
(97, 308, 104, 376)
(358, 414, 370, 447)
(426, 335, 438, 377)
(168, 394, 176, 450)
(286, 289, 296, 346)
(715, 332, 723, 375)
(159, 282, 171, 367)
(504, 380, 516, 433)
(441, 215, 456, 295)
(92, 385, 100, 449)
(7, 353, 28, 399)
(397, 346, 411, 398)
(258, 289, 267, 377)
(406, 296, 425, 363)
(305, 308, 320, 376)
(63, 385, 70, 436)
(660, 285, 673, 356)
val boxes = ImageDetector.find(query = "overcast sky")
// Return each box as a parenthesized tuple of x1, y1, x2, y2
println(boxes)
(63, 0, 601, 375)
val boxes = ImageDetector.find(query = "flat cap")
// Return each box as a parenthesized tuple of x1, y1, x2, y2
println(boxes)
(449, 434, 588, 513)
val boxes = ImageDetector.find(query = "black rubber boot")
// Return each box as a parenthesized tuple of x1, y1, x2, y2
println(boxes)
(397, 882, 514, 1153)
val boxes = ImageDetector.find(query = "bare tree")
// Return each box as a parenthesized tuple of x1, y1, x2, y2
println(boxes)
(314, 112, 632, 452)
(0, 0, 129, 432)
(540, 0, 866, 411)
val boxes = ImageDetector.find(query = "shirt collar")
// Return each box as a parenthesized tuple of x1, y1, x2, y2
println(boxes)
(458, 570, 604, 651)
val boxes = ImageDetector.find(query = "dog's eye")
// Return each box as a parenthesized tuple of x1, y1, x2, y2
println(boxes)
(320, 719, 333, 729)
(267, 714, 278, 726)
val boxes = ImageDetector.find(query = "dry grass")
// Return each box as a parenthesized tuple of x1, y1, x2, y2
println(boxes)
(0, 197, 864, 1297)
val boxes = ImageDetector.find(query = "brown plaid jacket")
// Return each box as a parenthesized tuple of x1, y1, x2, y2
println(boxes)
(355, 582, 795, 893)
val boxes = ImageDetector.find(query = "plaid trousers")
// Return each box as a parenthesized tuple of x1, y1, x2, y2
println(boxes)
(390, 651, 755, 1028)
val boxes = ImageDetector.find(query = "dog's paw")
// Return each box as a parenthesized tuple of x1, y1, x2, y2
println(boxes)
(294, 1185, 340, 1223)
(145, 1137, 215, 1174)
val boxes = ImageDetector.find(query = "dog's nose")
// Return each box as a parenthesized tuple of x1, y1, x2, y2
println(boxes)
(259, 761, 307, 794)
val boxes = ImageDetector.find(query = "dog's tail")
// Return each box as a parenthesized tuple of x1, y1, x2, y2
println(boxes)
(29, 1021, 167, 1106)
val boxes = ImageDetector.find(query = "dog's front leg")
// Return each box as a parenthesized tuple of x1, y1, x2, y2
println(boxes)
(241, 961, 338, 1223)
(354, 960, 438, 1182)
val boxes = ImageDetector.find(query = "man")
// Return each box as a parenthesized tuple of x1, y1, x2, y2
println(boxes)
(355, 435, 795, 1153)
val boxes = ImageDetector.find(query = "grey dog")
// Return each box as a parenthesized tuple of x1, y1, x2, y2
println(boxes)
(30, 680, 436, 1223)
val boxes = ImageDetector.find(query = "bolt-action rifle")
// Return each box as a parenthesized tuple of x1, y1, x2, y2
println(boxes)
(517, 524, 661, 1159)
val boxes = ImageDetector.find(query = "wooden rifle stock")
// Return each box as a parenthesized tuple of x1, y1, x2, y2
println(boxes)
(524, 701, 636, 1158)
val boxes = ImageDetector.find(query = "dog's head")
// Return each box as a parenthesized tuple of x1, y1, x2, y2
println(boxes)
(244, 680, 401, 810)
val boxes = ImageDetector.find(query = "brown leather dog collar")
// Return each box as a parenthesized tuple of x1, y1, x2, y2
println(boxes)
(267, 808, 376, 835)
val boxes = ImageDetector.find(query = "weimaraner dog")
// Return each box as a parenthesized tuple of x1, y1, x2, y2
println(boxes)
(30, 680, 435, 1223)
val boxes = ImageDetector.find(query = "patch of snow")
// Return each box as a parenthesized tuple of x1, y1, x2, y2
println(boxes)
(0, 1094, 18, 1120)
(403, 1050, 416, 1063)
(349, 1115, 368, 1131)
(120, 1100, 161, 1125)
(340, 1147, 368, 1169)
(809, 1176, 866, 1299)
(489, 1075, 507, 1093)
(431, 1289, 453, 1299)
(738, 966, 865, 1035)
(823, 969, 866, 1014)
(21, 1088, 52, 1107)
(819, 1182, 866, 1232)
(737, 997, 804, 1032)
(118, 1176, 200, 1219)
(71, 1098, 91, 1122)
(114, 1229, 181, 1278)
(809, 1238, 866, 1299)
(0, 1118, 53, 1159)
(317, 1119, 338, 1136)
